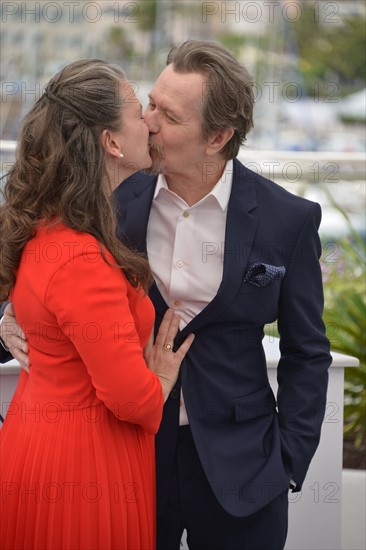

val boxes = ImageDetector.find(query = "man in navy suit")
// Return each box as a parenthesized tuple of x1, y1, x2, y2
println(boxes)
(1, 41, 331, 549)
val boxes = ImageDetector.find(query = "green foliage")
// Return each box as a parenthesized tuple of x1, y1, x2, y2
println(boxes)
(136, 0, 156, 32)
(218, 33, 247, 58)
(292, 8, 366, 95)
(105, 28, 135, 61)
(321, 190, 366, 447)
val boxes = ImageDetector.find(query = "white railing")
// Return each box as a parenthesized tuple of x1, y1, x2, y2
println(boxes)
(3, 140, 364, 175)
(1, 141, 365, 237)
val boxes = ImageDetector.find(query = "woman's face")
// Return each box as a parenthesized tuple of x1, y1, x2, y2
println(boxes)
(112, 81, 152, 174)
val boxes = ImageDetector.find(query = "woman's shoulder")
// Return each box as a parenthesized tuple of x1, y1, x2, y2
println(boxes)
(34, 222, 99, 252)
(25, 221, 106, 270)
(35, 221, 97, 242)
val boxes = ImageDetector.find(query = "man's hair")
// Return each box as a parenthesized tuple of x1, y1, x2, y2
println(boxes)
(167, 40, 254, 160)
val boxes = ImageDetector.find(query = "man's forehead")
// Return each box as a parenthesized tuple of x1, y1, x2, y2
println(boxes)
(151, 66, 206, 105)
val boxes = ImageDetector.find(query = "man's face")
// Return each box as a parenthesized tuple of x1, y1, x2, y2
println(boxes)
(144, 64, 210, 178)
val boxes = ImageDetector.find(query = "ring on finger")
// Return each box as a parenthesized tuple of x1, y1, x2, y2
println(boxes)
(163, 342, 173, 351)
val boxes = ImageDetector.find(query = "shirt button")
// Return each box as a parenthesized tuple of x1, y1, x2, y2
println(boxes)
(177, 260, 184, 268)
(173, 300, 181, 307)
(183, 211, 189, 218)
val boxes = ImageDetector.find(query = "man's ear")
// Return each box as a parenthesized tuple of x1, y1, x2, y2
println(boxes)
(206, 128, 234, 156)
(101, 129, 121, 159)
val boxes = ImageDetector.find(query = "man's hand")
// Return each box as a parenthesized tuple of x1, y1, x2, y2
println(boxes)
(0, 303, 30, 371)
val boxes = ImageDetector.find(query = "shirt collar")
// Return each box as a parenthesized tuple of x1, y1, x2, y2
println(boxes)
(153, 159, 233, 213)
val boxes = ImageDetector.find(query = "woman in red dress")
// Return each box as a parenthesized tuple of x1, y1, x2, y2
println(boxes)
(0, 59, 194, 550)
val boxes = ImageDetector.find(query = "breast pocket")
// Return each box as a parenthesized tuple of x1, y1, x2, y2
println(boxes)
(238, 279, 282, 323)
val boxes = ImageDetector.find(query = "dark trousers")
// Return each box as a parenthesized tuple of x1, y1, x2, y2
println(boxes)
(157, 426, 288, 550)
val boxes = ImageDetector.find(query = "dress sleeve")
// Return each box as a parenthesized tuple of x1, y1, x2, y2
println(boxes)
(45, 252, 163, 434)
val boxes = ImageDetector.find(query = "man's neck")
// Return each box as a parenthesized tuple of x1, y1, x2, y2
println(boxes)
(165, 159, 227, 206)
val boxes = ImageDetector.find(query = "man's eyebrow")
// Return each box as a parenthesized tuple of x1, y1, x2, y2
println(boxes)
(148, 93, 181, 119)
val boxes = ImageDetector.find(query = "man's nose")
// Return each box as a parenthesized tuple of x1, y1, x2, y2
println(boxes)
(143, 107, 159, 133)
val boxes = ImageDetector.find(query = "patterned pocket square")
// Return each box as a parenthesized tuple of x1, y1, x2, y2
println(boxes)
(243, 263, 286, 288)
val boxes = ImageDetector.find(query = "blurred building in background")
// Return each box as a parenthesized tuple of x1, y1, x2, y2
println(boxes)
(1, 0, 365, 150)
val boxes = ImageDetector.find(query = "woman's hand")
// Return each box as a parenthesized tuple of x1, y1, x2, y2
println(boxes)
(1, 303, 30, 372)
(144, 309, 194, 402)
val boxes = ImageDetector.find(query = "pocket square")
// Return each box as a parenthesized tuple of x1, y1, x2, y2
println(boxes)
(243, 263, 286, 287)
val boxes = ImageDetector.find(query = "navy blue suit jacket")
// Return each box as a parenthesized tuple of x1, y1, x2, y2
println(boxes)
(115, 158, 331, 518)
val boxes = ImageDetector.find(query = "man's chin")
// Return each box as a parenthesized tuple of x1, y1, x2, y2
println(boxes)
(146, 144, 166, 176)
(143, 160, 166, 176)
(142, 166, 158, 176)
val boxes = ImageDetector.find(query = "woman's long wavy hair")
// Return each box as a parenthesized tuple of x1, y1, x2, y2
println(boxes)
(0, 59, 152, 301)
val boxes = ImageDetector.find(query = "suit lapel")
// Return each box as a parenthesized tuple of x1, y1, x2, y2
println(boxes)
(118, 161, 259, 337)
(178, 160, 259, 338)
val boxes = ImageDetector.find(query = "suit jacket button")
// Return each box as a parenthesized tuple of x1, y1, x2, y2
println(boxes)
(170, 388, 179, 400)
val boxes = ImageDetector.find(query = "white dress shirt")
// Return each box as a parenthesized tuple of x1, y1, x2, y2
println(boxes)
(147, 160, 233, 424)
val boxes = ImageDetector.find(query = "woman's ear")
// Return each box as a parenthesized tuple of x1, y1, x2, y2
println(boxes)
(101, 129, 121, 159)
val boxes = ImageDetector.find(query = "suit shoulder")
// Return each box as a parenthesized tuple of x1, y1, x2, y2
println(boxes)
(114, 171, 156, 204)
(234, 158, 320, 217)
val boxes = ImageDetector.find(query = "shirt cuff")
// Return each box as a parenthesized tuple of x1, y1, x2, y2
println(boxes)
(289, 479, 297, 490)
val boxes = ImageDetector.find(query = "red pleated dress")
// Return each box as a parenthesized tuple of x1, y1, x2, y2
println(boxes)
(0, 223, 163, 550)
